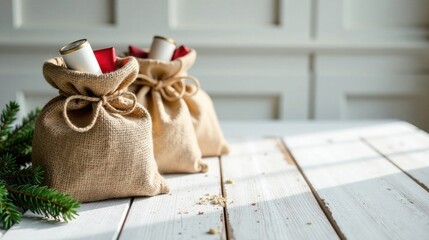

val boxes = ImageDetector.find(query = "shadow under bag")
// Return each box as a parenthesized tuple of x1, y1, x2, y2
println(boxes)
(32, 57, 169, 202)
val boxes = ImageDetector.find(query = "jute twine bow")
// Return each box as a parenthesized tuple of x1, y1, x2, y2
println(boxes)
(135, 73, 200, 101)
(60, 90, 137, 133)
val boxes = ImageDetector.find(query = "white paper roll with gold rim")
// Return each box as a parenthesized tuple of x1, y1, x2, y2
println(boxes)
(60, 39, 102, 74)
(148, 35, 176, 62)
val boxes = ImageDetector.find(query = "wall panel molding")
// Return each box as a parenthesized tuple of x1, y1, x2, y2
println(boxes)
(0, 0, 311, 46)
(317, 0, 429, 41)
(172, 0, 281, 29)
(315, 75, 429, 130)
(315, 53, 429, 130)
(14, 0, 116, 29)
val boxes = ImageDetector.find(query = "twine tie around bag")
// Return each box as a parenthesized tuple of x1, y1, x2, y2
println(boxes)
(60, 90, 137, 133)
(136, 74, 200, 102)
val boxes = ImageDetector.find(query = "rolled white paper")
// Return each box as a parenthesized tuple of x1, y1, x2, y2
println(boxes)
(60, 39, 102, 74)
(148, 35, 176, 62)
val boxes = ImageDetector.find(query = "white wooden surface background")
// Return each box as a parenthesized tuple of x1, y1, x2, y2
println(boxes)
(1, 120, 429, 240)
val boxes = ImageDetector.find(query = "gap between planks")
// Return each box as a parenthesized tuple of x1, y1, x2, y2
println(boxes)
(118, 157, 226, 240)
(221, 138, 339, 240)
(285, 134, 429, 239)
(219, 155, 232, 240)
(277, 139, 347, 240)
(361, 137, 429, 193)
(116, 198, 135, 240)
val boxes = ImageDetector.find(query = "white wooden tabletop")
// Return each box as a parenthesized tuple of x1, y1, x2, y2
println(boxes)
(2, 120, 429, 240)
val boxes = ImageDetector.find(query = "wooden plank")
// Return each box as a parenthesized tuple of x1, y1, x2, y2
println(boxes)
(364, 130, 429, 190)
(285, 136, 429, 240)
(221, 120, 415, 140)
(222, 139, 339, 240)
(119, 157, 225, 240)
(1, 198, 131, 240)
(285, 121, 417, 149)
(226, 137, 283, 157)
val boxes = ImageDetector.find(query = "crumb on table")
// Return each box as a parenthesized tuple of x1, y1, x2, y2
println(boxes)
(224, 179, 234, 184)
(197, 194, 227, 207)
(207, 228, 219, 234)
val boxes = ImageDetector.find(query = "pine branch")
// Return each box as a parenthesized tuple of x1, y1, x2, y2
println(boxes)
(7, 184, 80, 222)
(0, 182, 22, 229)
(1, 166, 44, 185)
(3, 126, 33, 149)
(0, 102, 19, 144)
(0, 106, 39, 166)
(4, 109, 39, 157)
(0, 102, 80, 229)
(2, 134, 33, 166)
(9, 108, 40, 138)
(0, 153, 18, 173)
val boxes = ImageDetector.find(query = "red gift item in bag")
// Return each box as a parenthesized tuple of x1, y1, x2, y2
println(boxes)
(128, 45, 148, 59)
(94, 47, 117, 73)
(172, 45, 190, 60)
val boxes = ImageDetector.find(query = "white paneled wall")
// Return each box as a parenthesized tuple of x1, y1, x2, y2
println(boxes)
(1, 0, 429, 129)
(315, 51, 429, 129)
(318, 0, 429, 41)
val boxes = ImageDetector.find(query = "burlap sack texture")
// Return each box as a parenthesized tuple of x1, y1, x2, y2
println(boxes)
(130, 49, 228, 173)
(32, 57, 169, 203)
(129, 49, 213, 173)
(172, 50, 229, 156)
(183, 84, 230, 156)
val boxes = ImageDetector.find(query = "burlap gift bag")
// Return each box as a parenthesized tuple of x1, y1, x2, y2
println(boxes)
(128, 50, 203, 173)
(32, 57, 169, 203)
(130, 49, 229, 171)
(169, 49, 229, 156)
(183, 85, 230, 156)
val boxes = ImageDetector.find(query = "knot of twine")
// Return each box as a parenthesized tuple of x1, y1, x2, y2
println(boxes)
(136, 74, 200, 102)
(60, 90, 137, 133)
